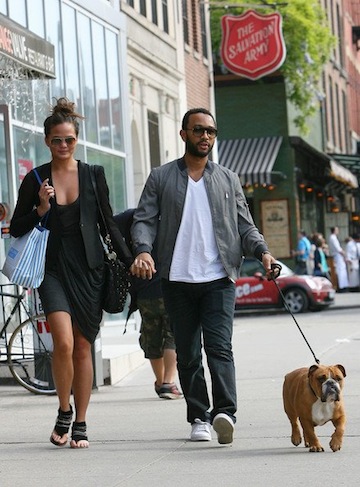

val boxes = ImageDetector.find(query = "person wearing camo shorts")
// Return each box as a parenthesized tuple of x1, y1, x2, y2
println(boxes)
(114, 209, 183, 400)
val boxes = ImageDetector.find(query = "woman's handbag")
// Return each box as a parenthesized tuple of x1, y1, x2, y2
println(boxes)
(90, 166, 130, 314)
(2, 169, 50, 289)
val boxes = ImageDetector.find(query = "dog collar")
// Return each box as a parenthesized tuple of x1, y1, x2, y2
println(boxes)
(308, 381, 319, 399)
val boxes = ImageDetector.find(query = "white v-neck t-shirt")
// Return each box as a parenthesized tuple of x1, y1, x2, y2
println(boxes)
(169, 177, 227, 283)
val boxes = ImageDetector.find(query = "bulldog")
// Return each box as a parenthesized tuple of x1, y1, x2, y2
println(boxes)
(283, 364, 346, 452)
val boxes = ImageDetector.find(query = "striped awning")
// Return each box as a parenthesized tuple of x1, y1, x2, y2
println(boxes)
(218, 136, 283, 185)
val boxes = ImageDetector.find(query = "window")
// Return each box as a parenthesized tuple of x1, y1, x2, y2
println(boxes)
(140, 0, 147, 17)
(78, 13, 97, 143)
(148, 110, 160, 169)
(151, 0, 158, 25)
(127, 0, 134, 6)
(200, 1, 208, 58)
(191, 0, 199, 52)
(182, 0, 189, 44)
(27, 0, 44, 37)
(162, 0, 169, 34)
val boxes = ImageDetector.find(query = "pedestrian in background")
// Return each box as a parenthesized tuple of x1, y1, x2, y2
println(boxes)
(292, 230, 311, 275)
(114, 209, 183, 400)
(345, 234, 359, 292)
(9, 98, 133, 448)
(329, 226, 348, 292)
(313, 235, 330, 279)
(130, 108, 278, 445)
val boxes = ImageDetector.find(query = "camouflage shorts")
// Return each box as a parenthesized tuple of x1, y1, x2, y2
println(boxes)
(137, 297, 176, 359)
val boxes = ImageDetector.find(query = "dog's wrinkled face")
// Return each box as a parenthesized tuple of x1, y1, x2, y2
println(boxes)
(308, 364, 346, 403)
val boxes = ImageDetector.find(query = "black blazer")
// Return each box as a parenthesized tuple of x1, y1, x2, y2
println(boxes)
(10, 161, 133, 269)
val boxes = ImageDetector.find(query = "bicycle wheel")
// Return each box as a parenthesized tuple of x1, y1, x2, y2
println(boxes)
(8, 314, 56, 395)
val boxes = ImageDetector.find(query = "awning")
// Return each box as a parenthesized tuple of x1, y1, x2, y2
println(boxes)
(289, 137, 358, 189)
(218, 136, 283, 185)
(329, 160, 358, 188)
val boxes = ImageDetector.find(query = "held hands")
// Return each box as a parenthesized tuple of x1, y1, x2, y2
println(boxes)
(37, 178, 55, 216)
(130, 252, 157, 280)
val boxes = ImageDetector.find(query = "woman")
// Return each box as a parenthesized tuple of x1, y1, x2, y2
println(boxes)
(10, 98, 133, 448)
(313, 235, 330, 279)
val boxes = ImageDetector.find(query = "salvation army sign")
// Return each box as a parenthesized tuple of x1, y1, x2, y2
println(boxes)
(220, 10, 286, 80)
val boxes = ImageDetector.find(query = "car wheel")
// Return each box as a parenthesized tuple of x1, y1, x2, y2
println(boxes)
(283, 288, 309, 313)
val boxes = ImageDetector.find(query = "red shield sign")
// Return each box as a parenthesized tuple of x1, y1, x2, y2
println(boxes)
(220, 10, 286, 80)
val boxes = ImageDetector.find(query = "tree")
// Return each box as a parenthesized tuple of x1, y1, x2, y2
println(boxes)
(210, 0, 335, 134)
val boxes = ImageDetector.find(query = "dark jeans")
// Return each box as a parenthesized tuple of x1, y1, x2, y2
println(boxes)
(161, 277, 237, 424)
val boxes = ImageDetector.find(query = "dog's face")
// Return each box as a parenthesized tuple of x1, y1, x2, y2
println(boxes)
(308, 364, 346, 403)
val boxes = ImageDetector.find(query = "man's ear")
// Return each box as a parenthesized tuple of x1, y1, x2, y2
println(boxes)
(180, 129, 187, 142)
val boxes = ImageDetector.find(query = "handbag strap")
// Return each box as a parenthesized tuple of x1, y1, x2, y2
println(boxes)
(89, 165, 116, 255)
(33, 168, 50, 227)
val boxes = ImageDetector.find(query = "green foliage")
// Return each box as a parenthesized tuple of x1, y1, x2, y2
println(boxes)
(210, 0, 335, 134)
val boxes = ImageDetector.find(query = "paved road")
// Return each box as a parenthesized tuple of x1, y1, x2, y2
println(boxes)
(1, 294, 360, 486)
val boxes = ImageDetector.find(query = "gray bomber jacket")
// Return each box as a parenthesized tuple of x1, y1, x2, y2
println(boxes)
(131, 157, 269, 282)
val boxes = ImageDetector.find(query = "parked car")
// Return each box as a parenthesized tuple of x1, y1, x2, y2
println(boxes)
(235, 258, 335, 314)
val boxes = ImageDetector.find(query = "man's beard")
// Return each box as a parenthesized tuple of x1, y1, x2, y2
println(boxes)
(186, 139, 213, 158)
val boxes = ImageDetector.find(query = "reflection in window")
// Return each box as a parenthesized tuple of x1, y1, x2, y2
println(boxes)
(92, 21, 111, 147)
(8, 0, 26, 26)
(78, 13, 97, 143)
(27, 0, 45, 37)
(62, 5, 81, 114)
(87, 148, 127, 213)
(148, 110, 160, 169)
(106, 29, 123, 151)
(0, 0, 7, 14)
(45, 0, 64, 100)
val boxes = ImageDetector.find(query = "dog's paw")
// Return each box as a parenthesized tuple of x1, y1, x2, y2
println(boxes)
(291, 434, 302, 447)
(309, 445, 325, 452)
(330, 440, 342, 452)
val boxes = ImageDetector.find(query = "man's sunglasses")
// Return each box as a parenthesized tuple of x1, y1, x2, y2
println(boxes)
(185, 126, 218, 139)
(50, 137, 77, 146)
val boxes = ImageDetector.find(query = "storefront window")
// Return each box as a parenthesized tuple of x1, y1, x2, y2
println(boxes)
(92, 21, 111, 148)
(106, 29, 123, 151)
(0, 0, 7, 14)
(86, 148, 127, 214)
(62, 5, 81, 114)
(27, 0, 45, 37)
(8, 0, 26, 26)
(44, 0, 64, 100)
(78, 13, 97, 144)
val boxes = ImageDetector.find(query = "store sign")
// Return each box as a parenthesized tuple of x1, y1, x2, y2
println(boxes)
(220, 10, 286, 80)
(0, 13, 55, 78)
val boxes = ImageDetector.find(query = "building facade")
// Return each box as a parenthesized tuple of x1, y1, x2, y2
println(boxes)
(213, 0, 359, 269)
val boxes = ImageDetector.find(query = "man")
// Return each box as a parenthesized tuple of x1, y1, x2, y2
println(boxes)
(292, 230, 311, 275)
(114, 209, 183, 400)
(130, 108, 278, 445)
(328, 226, 348, 292)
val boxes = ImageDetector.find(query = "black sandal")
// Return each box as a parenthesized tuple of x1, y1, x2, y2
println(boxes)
(50, 405, 73, 446)
(70, 421, 89, 448)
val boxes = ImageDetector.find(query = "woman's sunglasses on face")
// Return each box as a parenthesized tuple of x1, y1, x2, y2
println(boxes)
(50, 137, 77, 146)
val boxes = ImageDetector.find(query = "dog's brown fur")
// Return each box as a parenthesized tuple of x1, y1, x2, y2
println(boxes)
(283, 364, 346, 452)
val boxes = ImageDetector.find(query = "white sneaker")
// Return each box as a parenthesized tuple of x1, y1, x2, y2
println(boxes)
(212, 413, 234, 444)
(190, 419, 212, 441)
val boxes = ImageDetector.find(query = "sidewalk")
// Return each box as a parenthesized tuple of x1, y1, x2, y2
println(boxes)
(1, 292, 360, 487)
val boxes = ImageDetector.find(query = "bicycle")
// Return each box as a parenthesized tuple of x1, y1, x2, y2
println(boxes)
(0, 283, 55, 395)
